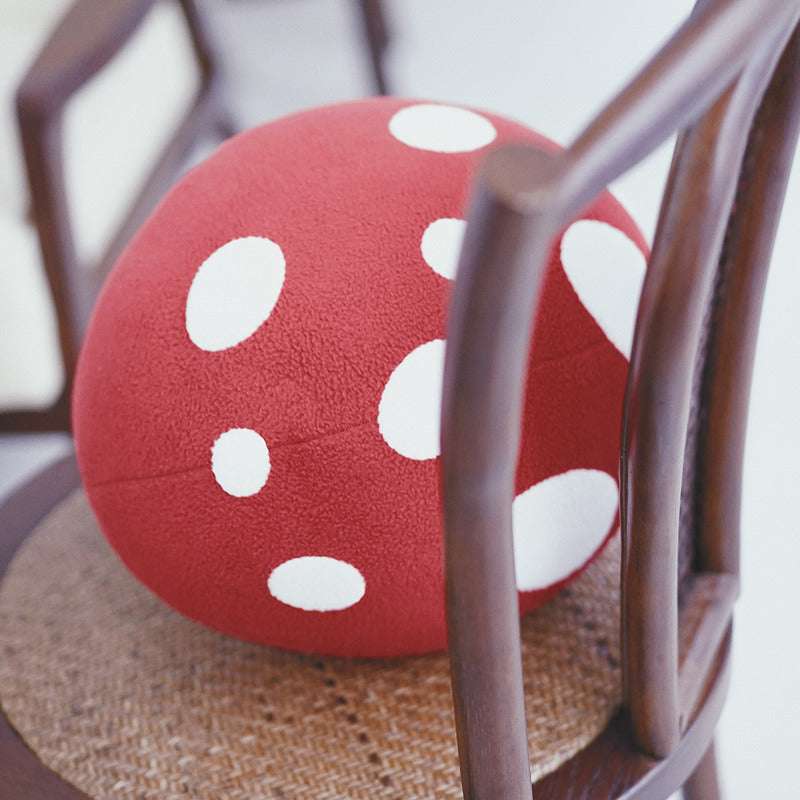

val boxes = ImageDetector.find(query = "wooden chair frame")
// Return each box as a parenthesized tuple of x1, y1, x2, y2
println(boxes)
(2, 0, 234, 434)
(2, 1, 798, 798)
(1, 0, 390, 435)
(356, 0, 391, 95)
(441, 0, 800, 798)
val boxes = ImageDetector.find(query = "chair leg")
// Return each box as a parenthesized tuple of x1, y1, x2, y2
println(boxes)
(355, 0, 391, 95)
(683, 740, 722, 800)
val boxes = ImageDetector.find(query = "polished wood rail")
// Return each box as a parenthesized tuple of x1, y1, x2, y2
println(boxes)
(2, 1, 799, 799)
(3, 0, 232, 434)
(1, 0, 392, 434)
(442, 1, 800, 799)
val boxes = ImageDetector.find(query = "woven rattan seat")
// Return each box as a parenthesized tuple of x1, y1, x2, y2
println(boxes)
(0, 488, 620, 799)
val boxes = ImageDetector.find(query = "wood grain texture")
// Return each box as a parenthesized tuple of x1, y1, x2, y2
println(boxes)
(678, 575, 738, 727)
(534, 637, 730, 800)
(442, 147, 560, 800)
(1, 0, 392, 435)
(682, 741, 722, 800)
(621, 76, 759, 757)
(690, 23, 800, 580)
(4, 1, 800, 797)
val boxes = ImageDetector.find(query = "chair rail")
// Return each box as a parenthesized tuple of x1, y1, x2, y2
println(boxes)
(8, 0, 230, 432)
(442, 2, 800, 798)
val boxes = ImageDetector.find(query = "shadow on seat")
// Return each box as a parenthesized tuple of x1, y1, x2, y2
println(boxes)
(0, 0, 799, 798)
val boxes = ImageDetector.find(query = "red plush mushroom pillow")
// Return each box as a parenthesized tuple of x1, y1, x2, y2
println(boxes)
(72, 98, 647, 658)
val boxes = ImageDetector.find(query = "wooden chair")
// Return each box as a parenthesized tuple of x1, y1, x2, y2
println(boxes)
(0, 0, 233, 433)
(0, 0, 390, 435)
(1, 0, 798, 798)
(442, 0, 800, 797)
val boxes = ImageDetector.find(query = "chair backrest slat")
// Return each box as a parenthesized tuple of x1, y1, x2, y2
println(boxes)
(622, 12, 795, 757)
(2, 0, 226, 434)
(687, 25, 800, 579)
(442, 1, 800, 797)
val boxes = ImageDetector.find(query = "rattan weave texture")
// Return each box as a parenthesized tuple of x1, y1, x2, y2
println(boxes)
(0, 490, 621, 800)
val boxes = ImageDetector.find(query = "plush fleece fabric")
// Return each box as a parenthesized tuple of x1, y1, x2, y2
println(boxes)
(73, 97, 647, 657)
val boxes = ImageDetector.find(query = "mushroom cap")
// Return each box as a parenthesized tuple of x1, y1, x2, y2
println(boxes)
(73, 98, 647, 657)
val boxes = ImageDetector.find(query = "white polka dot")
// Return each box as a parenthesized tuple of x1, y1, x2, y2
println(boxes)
(211, 428, 271, 497)
(512, 469, 618, 591)
(421, 218, 466, 280)
(389, 104, 497, 153)
(378, 339, 445, 460)
(268, 557, 366, 611)
(560, 220, 647, 359)
(186, 236, 285, 351)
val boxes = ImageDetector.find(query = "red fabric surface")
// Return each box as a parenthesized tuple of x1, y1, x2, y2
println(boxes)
(73, 98, 646, 657)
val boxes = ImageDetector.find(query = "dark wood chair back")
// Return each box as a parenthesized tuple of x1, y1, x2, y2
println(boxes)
(4, 1, 797, 796)
(441, 1, 800, 798)
(1, 0, 233, 434)
(1, 0, 390, 435)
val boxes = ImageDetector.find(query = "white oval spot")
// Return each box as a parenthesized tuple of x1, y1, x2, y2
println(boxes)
(421, 218, 466, 280)
(268, 557, 366, 611)
(560, 220, 646, 359)
(211, 428, 271, 497)
(378, 339, 445, 460)
(389, 104, 497, 153)
(512, 469, 618, 591)
(186, 236, 286, 351)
